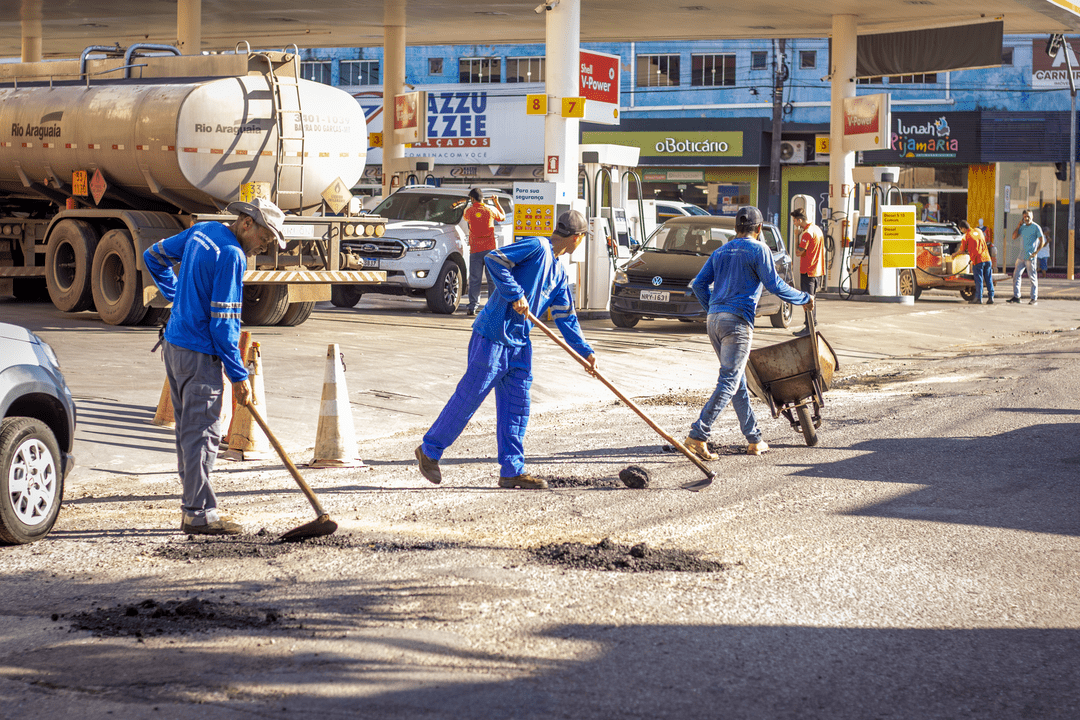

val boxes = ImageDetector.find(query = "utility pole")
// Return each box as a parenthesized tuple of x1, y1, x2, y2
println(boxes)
(768, 38, 786, 226)
(1048, 33, 1076, 279)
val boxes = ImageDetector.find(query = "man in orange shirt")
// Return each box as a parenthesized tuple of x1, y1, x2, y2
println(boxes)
(465, 188, 507, 316)
(791, 208, 824, 336)
(958, 219, 994, 304)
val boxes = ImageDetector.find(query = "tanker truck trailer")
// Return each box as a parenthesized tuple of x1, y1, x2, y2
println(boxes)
(0, 44, 385, 326)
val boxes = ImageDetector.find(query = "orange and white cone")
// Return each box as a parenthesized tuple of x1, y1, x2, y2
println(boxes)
(223, 341, 272, 461)
(150, 377, 175, 427)
(310, 343, 365, 468)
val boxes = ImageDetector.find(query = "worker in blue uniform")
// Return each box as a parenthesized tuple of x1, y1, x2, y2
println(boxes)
(684, 205, 815, 460)
(416, 210, 596, 489)
(144, 198, 286, 535)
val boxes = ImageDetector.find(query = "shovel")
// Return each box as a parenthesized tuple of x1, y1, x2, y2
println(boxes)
(243, 400, 339, 541)
(526, 311, 716, 491)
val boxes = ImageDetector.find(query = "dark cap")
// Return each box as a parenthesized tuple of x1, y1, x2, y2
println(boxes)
(790, 208, 807, 220)
(736, 205, 764, 227)
(555, 210, 589, 237)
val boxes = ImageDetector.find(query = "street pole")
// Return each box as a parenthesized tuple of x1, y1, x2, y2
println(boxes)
(768, 39, 785, 226)
(1067, 45, 1077, 280)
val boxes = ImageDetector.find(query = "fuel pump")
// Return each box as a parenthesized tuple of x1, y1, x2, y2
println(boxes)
(843, 167, 914, 302)
(577, 144, 643, 311)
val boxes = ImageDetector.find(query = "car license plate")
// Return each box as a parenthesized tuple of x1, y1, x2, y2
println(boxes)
(361, 257, 380, 269)
(639, 290, 669, 302)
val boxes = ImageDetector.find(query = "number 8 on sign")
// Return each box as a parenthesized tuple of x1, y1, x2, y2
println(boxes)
(526, 94, 548, 115)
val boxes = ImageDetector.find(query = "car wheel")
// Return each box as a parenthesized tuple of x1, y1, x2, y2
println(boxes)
(330, 285, 363, 308)
(91, 229, 149, 326)
(426, 261, 463, 314)
(610, 309, 640, 328)
(0, 418, 64, 545)
(899, 269, 919, 299)
(45, 219, 99, 313)
(241, 285, 290, 326)
(770, 300, 793, 328)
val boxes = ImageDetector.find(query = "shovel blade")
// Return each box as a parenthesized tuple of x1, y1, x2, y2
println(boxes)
(680, 473, 715, 492)
(278, 514, 338, 542)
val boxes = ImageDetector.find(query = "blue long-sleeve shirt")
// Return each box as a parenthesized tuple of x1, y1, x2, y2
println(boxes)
(692, 236, 810, 325)
(475, 236, 594, 359)
(143, 222, 249, 383)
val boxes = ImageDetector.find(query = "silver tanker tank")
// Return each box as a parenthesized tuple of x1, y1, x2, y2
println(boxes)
(0, 75, 367, 212)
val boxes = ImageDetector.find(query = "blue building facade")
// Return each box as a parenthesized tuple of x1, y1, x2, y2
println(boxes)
(301, 35, 1079, 268)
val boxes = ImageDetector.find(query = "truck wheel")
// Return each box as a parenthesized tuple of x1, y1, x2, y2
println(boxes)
(330, 285, 363, 308)
(425, 260, 463, 314)
(959, 287, 976, 302)
(241, 285, 289, 326)
(45, 219, 98, 312)
(610, 309, 640, 328)
(140, 307, 171, 327)
(91, 229, 149, 326)
(770, 300, 793, 328)
(899, 269, 919, 299)
(277, 302, 315, 326)
(12, 279, 50, 302)
(0, 417, 64, 545)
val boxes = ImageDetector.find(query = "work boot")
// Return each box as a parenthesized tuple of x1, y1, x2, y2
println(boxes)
(793, 327, 811, 336)
(498, 473, 549, 489)
(415, 445, 442, 484)
(684, 436, 718, 461)
(181, 518, 243, 536)
(1006, 296, 1021, 303)
(747, 441, 770, 456)
(1029, 299, 1038, 305)
(986, 299, 995, 305)
(466, 307, 476, 316)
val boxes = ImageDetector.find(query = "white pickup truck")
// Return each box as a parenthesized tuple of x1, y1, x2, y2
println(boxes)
(331, 186, 514, 313)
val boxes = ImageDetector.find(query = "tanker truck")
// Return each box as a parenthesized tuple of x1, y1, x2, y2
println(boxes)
(0, 44, 385, 326)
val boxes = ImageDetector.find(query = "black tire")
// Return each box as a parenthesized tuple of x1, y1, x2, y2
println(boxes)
(610, 309, 640, 328)
(45, 219, 98, 312)
(959, 286, 976, 302)
(425, 260, 463, 314)
(330, 285, 363, 308)
(796, 404, 818, 447)
(12, 278, 50, 302)
(91, 229, 148, 326)
(899, 269, 920, 300)
(277, 301, 315, 326)
(770, 300, 793, 328)
(242, 285, 289, 326)
(0, 417, 64, 545)
(139, 307, 171, 327)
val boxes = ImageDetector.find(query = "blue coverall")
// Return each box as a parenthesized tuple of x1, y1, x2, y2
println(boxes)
(421, 236, 593, 478)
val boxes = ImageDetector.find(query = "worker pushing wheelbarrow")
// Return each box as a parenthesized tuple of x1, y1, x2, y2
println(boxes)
(745, 309, 839, 446)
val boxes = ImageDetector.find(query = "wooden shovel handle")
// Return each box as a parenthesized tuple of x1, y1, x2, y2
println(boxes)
(244, 401, 327, 517)
(526, 310, 715, 480)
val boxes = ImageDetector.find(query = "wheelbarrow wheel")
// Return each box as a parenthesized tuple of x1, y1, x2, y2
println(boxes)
(796, 404, 818, 447)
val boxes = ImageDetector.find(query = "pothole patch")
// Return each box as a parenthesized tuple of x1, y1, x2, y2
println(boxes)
(543, 474, 620, 489)
(532, 537, 733, 573)
(154, 532, 459, 561)
(63, 597, 295, 637)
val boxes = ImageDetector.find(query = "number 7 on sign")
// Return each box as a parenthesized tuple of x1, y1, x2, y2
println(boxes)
(561, 97, 585, 118)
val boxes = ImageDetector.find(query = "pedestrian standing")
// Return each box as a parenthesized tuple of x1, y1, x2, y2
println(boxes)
(958, 220, 994, 304)
(1008, 209, 1046, 305)
(464, 188, 507, 316)
(143, 198, 286, 535)
(415, 210, 596, 489)
(1037, 239, 1050, 277)
(790, 207, 824, 336)
(683, 206, 814, 460)
(979, 217, 996, 270)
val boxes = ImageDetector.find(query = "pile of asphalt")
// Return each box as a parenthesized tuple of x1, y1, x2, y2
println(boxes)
(533, 537, 732, 573)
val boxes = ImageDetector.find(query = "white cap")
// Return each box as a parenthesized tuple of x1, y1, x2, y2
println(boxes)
(226, 198, 287, 249)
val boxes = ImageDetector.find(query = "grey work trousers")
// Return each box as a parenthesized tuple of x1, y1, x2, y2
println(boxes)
(163, 341, 224, 525)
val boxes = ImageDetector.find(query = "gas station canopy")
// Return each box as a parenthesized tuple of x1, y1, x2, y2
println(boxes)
(2, 0, 1078, 59)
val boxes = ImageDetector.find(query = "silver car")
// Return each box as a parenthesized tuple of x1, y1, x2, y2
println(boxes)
(0, 322, 75, 545)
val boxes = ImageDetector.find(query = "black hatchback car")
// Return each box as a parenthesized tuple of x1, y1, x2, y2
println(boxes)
(610, 215, 795, 329)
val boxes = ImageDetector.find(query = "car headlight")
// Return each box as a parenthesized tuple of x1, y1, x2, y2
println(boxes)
(36, 338, 62, 371)
(403, 238, 437, 251)
(614, 269, 628, 284)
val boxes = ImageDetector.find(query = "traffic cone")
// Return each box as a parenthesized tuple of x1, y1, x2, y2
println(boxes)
(223, 341, 273, 461)
(150, 377, 175, 427)
(310, 343, 365, 468)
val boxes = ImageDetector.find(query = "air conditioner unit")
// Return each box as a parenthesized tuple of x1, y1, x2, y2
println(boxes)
(779, 140, 806, 164)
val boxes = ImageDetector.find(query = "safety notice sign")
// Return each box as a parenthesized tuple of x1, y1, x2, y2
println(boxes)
(880, 205, 916, 269)
(513, 182, 556, 237)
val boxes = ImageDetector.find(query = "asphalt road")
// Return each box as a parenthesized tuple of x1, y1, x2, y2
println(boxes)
(0, 288, 1078, 719)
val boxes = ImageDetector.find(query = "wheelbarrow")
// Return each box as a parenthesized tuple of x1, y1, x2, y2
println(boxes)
(744, 309, 839, 446)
